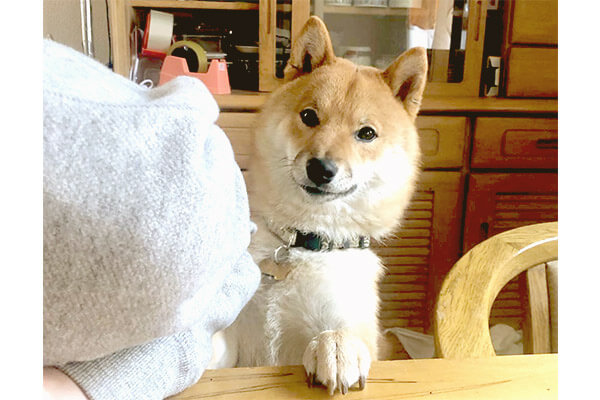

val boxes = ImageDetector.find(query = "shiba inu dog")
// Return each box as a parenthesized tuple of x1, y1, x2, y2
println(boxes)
(210, 16, 427, 395)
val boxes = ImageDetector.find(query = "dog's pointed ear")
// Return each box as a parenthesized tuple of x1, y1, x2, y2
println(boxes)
(382, 47, 428, 121)
(284, 16, 335, 82)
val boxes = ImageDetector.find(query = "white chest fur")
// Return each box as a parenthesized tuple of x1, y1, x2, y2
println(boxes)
(231, 247, 383, 367)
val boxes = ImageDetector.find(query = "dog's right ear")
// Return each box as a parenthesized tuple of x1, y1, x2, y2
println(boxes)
(383, 47, 428, 121)
(283, 16, 335, 82)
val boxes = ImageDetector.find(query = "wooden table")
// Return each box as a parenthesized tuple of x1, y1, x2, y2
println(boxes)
(170, 354, 557, 399)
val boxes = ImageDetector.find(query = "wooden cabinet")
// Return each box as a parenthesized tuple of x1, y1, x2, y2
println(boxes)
(417, 117, 467, 169)
(107, 0, 560, 100)
(374, 171, 463, 359)
(109, 0, 494, 97)
(504, 0, 558, 45)
(501, 0, 558, 98)
(472, 117, 557, 169)
(104, 2, 558, 361)
(504, 47, 558, 98)
(108, 0, 310, 91)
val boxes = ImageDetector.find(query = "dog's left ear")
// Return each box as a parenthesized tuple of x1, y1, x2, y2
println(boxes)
(284, 16, 336, 82)
(382, 47, 428, 121)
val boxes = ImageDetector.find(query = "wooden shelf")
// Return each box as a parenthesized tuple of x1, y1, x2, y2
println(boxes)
(129, 1, 292, 12)
(215, 91, 558, 114)
(420, 97, 559, 114)
(130, 1, 258, 10)
(214, 90, 269, 111)
(128, 1, 408, 15)
(323, 5, 409, 17)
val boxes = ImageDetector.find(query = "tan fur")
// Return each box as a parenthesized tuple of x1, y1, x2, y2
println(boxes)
(211, 17, 427, 395)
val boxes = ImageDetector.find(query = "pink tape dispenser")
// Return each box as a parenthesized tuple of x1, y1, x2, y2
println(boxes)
(159, 55, 231, 95)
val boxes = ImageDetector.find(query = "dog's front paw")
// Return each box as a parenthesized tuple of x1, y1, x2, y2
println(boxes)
(302, 330, 371, 395)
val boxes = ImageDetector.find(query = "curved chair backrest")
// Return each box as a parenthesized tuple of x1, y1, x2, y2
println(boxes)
(433, 222, 558, 358)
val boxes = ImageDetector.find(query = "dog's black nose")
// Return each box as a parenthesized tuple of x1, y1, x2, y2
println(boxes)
(306, 157, 338, 186)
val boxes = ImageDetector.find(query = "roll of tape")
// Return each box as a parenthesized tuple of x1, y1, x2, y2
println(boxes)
(145, 10, 174, 54)
(167, 41, 208, 73)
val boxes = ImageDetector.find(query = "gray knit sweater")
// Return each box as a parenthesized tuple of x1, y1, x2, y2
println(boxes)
(43, 40, 260, 399)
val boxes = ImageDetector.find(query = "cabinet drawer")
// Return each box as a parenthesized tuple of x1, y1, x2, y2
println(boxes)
(505, 47, 557, 98)
(416, 116, 466, 169)
(216, 113, 257, 170)
(508, 0, 558, 45)
(472, 117, 557, 169)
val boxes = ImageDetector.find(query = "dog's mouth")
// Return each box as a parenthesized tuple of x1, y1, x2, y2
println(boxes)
(300, 184, 357, 199)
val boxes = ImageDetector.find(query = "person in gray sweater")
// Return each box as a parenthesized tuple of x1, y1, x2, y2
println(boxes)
(43, 40, 260, 399)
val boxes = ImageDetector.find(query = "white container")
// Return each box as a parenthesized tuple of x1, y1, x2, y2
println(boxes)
(325, 0, 352, 6)
(343, 46, 372, 66)
(354, 0, 388, 7)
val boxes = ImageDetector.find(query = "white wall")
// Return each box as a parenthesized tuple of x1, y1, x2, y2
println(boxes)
(43, 0, 111, 67)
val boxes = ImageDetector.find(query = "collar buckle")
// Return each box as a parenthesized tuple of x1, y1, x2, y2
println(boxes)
(273, 245, 290, 263)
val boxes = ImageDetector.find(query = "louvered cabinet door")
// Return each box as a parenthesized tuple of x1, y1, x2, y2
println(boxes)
(217, 113, 256, 172)
(463, 173, 558, 330)
(373, 171, 463, 359)
(464, 173, 558, 252)
(217, 113, 257, 216)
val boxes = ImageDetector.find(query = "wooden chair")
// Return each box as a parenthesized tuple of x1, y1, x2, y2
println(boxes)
(433, 221, 558, 358)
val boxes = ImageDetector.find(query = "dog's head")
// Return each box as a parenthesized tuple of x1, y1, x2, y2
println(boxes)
(252, 16, 427, 240)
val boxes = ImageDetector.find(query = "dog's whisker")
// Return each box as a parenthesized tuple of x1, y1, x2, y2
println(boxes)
(277, 157, 296, 169)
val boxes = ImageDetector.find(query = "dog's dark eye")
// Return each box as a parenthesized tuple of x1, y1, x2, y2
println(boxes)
(355, 126, 377, 142)
(300, 108, 320, 127)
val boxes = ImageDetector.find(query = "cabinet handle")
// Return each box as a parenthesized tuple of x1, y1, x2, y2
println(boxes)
(474, 0, 483, 42)
(536, 138, 558, 150)
(480, 222, 489, 241)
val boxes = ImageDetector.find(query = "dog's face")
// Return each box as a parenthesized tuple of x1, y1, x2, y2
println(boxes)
(252, 17, 428, 240)
(283, 60, 419, 203)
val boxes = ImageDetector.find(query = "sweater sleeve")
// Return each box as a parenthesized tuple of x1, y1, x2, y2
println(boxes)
(57, 249, 257, 400)
(43, 39, 261, 399)
(59, 324, 209, 400)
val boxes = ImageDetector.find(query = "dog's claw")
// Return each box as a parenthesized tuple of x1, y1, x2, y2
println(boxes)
(326, 380, 335, 396)
(358, 375, 366, 390)
(306, 373, 314, 388)
(340, 382, 348, 395)
(302, 331, 371, 396)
